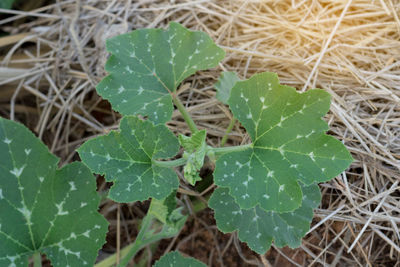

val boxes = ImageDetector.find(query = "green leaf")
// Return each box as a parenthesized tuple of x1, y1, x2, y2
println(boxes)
(78, 116, 180, 203)
(214, 72, 353, 212)
(209, 184, 321, 254)
(97, 22, 225, 124)
(148, 191, 187, 229)
(139, 194, 187, 250)
(0, 118, 108, 267)
(148, 192, 177, 225)
(179, 130, 206, 152)
(215, 71, 241, 104)
(154, 251, 206, 267)
(0, 0, 15, 9)
(179, 130, 207, 185)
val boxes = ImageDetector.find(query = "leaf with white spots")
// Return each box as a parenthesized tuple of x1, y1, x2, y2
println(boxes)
(209, 184, 321, 254)
(97, 22, 225, 124)
(0, 118, 108, 267)
(154, 251, 206, 267)
(179, 130, 207, 185)
(215, 71, 241, 105)
(214, 72, 353, 212)
(78, 116, 180, 203)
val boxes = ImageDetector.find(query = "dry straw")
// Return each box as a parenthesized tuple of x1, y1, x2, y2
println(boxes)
(0, 0, 399, 266)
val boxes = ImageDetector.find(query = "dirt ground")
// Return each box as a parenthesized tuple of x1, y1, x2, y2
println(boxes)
(1, 0, 399, 266)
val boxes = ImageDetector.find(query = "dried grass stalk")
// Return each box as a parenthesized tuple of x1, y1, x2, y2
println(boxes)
(0, 0, 399, 265)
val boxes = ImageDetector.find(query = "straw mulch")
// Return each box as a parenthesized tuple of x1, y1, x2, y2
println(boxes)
(1, 0, 399, 266)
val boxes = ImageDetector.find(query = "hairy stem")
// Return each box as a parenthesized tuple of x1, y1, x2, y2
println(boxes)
(33, 252, 42, 267)
(173, 96, 198, 133)
(220, 118, 236, 146)
(94, 239, 139, 267)
(153, 157, 187, 168)
(117, 214, 154, 267)
(209, 143, 252, 156)
(153, 144, 251, 168)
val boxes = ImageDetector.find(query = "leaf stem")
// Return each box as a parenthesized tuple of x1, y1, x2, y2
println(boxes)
(116, 207, 184, 267)
(153, 157, 187, 168)
(220, 118, 236, 146)
(209, 143, 252, 156)
(117, 214, 154, 267)
(33, 252, 42, 267)
(173, 96, 198, 133)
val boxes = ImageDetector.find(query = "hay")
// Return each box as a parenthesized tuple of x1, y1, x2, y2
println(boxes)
(1, 0, 399, 265)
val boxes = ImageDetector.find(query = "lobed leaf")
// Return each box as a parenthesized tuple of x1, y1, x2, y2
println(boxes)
(209, 184, 321, 254)
(179, 130, 207, 185)
(97, 22, 225, 123)
(78, 116, 180, 203)
(154, 251, 206, 267)
(0, 118, 108, 267)
(215, 71, 241, 104)
(214, 72, 353, 212)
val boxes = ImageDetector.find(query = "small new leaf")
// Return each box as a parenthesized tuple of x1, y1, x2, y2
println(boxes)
(148, 191, 187, 228)
(97, 22, 225, 123)
(214, 72, 353, 212)
(215, 71, 241, 104)
(145, 193, 187, 243)
(179, 130, 207, 185)
(148, 192, 177, 225)
(0, 118, 108, 267)
(209, 184, 321, 254)
(154, 251, 206, 267)
(78, 116, 180, 203)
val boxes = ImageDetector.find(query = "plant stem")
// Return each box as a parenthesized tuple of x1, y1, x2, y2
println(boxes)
(33, 252, 42, 267)
(220, 118, 236, 146)
(117, 240, 143, 267)
(153, 157, 187, 168)
(94, 242, 134, 267)
(96, 196, 213, 267)
(209, 143, 252, 156)
(117, 214, 154, 267)
(173, 96, 198, 133)
(136, 242, 159, 267)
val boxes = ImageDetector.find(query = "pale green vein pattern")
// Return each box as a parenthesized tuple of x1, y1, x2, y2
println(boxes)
(154, 251, 206, 267)
(209, 184, 321, 254)
(97, 22, 225, 123)
(78, 116, 180, 203)
(215, 71, 241, 104)
(214, 72, 353, 212)
(0, 118, 108, 267)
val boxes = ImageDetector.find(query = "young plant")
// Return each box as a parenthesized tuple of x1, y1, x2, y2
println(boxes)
(0, 118, 108, 267)
(0, 22, 353, 267)
(78, 21, 353, 263)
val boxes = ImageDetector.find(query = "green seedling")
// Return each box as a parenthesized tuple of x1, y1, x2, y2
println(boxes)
(79, 22, 352, 258)
(0, 22, 353, 267)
